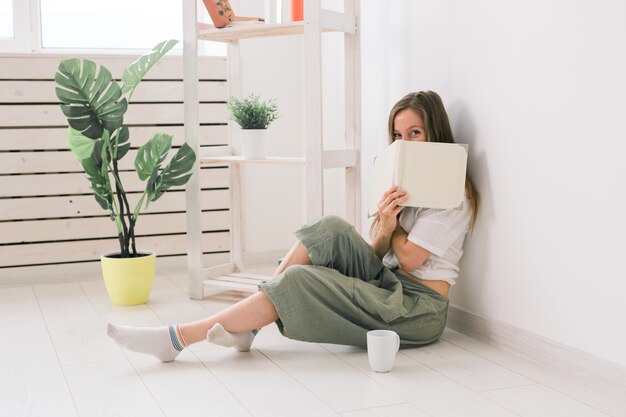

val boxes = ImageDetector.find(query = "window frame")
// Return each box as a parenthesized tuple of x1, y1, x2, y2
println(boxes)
(0, 0, 40, 53)
(0, 0, 223, 56)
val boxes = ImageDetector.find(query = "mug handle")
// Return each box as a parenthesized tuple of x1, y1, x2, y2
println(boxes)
(395, 333, 400, 352)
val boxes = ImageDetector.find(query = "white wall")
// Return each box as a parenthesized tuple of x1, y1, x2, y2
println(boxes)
(362, 0, 626, 367)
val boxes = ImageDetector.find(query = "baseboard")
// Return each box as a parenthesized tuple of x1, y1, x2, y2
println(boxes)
(446, 305, 626, 396)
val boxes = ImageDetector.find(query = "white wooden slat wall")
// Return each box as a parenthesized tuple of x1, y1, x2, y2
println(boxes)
(0, 54, 231, 279)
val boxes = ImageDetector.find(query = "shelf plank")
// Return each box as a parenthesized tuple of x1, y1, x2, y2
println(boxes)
(203, 271, 269, 293)
(198, 22, 307, 42)
(322, 149, 358, 168)
(200, 155, 306, 165)
(320, 9, 356, 34)
(196, 10, 356, 43)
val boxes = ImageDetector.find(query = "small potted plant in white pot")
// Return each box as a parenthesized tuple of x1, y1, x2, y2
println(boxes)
(226, 94, 279, 159)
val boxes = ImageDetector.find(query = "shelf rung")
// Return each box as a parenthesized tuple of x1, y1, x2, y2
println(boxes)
(200, 155, 307, 165)
(203, 262, 236, 279)
(198, 22, 306, 42)
(320, 10, 356, 34)
(203, 279, 258, 292)
(196, 17, 352, 43)
(228, 272, 271, 282)
(203, 272, 269, 293)
(322, 149, 358, 169)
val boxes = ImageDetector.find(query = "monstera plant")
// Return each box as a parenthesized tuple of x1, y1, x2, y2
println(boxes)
(54, 40, 196, 305)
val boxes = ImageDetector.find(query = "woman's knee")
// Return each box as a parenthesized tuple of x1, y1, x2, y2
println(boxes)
(282, 264, 313, 284)
(277, 265, 328, 295)
(317, 215, 352, 232)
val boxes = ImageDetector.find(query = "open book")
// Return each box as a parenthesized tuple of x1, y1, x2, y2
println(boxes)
(369, 140, 468, 216)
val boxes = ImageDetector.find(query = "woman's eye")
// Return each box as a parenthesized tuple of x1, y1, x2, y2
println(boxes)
(410, 130, 421, 136)
(393, 133, 402, 139)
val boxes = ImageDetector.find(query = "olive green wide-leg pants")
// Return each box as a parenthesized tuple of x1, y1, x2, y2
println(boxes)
(259, 215, 449, 348)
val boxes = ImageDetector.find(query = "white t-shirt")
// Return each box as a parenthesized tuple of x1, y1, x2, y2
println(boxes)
(382, 196, 472, 286)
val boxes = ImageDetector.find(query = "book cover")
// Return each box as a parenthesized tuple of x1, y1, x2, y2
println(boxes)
(368, 140, 468, 216)
(202, 0, 264, 29)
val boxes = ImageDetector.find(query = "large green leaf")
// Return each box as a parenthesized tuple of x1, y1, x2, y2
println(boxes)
(134, 133, 172, 180)
(81, 157, 113, 211)
(160, 143, 195, 186)
(121, 39, 179, 97)
(91, 137, 106, 168)
(111, 127, 130, 161)
(55, 59, 127, 139)
(146, 143, 196, 203)
(67, 127, 96, 161)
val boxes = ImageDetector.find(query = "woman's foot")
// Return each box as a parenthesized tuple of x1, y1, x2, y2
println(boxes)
(106, 323, 187, 362)
(206, 323, 257, 352)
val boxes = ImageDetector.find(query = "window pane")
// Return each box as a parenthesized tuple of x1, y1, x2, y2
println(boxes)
(40, 0, 224, 55)
(41, 0, 182, 49)
(0, 0, 13, 38)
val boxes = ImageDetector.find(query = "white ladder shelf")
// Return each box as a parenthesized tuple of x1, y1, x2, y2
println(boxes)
(183, 0, 361, 298)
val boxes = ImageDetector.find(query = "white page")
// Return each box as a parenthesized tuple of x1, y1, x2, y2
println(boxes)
(368, 141, 400, 216)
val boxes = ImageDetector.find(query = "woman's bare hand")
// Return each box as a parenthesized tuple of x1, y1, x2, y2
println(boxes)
(377, 186, 408, 234)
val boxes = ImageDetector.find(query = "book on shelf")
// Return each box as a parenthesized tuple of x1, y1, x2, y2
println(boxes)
(202, 0, 264, 28)
(230, 16, 265, 23)
(227, 18, 266, 27)
(197, 19, 265, 32)
(368, 140, 468, 216)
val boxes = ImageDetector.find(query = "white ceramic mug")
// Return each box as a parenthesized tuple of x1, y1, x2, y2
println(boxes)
(367, 330, 400, 372)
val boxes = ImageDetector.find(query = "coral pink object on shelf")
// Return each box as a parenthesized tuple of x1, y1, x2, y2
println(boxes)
(203, 0, 234, 28)
(202, 0, 264, 29)
(291, 0, 304, 21)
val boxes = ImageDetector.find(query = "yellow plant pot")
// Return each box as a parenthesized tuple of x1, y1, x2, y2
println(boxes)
(101, 251, 156, 306)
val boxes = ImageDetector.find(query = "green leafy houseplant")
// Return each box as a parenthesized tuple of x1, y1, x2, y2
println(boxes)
(226, 94, 279, 129)
(55, 40, 196, 258)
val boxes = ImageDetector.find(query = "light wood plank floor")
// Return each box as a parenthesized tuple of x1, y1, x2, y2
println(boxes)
(1, 271, 622, 417)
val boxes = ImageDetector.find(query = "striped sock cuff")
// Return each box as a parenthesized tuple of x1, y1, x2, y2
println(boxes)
(168, 325, 186, 351)
(175, 325, 188, 347)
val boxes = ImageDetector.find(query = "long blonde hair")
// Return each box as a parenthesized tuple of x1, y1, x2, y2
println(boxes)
(370, 91, 479, 237)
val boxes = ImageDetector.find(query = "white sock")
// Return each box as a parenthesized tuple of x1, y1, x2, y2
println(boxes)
(206, 323, 257, 352)
(106, 323, 186, 362)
